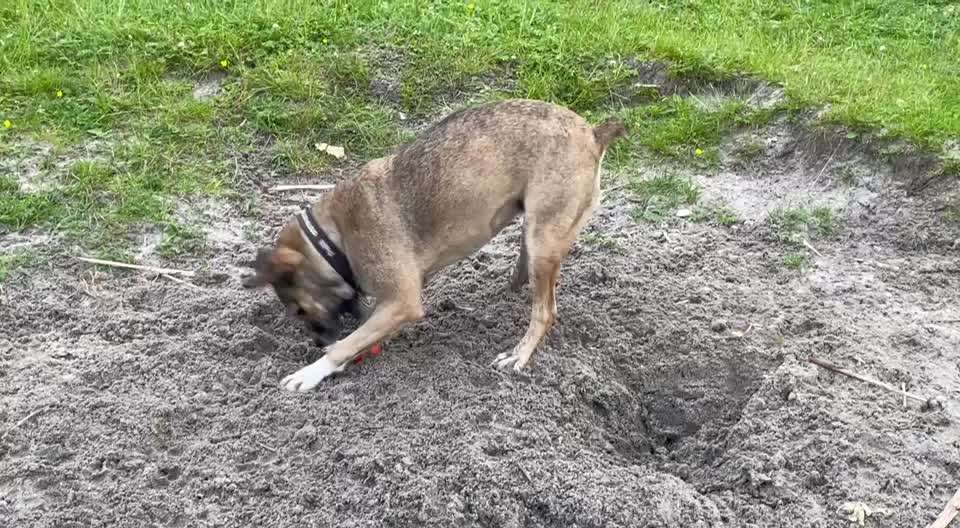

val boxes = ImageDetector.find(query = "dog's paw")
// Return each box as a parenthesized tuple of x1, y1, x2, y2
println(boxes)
(493, 350, 529, 372)
(280, 356, 343, 392)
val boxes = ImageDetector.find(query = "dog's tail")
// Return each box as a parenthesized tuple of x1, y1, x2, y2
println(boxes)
(593, 118, 628, 150)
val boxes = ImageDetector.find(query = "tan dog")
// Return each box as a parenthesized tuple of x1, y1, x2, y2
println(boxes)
(243, 99, 626, 392)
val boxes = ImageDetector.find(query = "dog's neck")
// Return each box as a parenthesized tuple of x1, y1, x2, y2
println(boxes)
(296, 197, 360, 293)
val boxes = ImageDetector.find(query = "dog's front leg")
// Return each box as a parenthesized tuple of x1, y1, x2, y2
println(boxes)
(280, 299, 423, 392)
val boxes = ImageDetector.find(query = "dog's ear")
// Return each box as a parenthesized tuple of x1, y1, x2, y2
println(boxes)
(241, 248, 274, 289)
(241, 247, 304, 289)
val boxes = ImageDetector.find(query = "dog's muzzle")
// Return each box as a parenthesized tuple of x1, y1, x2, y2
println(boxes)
(310, 295, 374, 347)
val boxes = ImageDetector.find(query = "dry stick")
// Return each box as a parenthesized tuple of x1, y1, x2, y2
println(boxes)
(2, 406, 49, 441)
(267, 184, 335, 193)
(927, 488, 960, 528)
(255, 440, 278, 453)
(76, 257, 196, 277)
(209, 432, 243, 444)
(807, 356, 927, 404)
(815, 140, 843, 185)
(803, 239, 824, 258)
(515, 461, 533, 484)
(161, 273, 201, 290)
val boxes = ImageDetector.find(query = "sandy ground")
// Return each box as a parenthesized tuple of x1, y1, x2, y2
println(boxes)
(2, 110, 959, 528)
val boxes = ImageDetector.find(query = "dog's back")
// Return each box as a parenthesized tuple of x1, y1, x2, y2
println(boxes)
(360, 99, 623, 271)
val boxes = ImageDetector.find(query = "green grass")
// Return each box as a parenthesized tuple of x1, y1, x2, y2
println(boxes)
(1, 0, 957, 258)
(944, 196, 960, 225)
(768, 205, 840, 245)
(628, 173, 701, 223)
(729, 138, 766, 165)
(768, 205, 841, 271)
(581, 232, 623, 253)
(692, 204, 740, 227)
(0, 250, 42, 282)
(782, 252, 810, 271)
(609, 96, 760, 169)
(158, 223, 206, 258)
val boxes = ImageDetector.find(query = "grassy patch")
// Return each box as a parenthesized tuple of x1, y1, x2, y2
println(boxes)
(581, 232, 623, 253)
(768, 206, 839, 245)
(729, 137, 766, 164)
(158, 223, 206, 258)
(628, 173, 701, 222)
(782, 252, 810, 271)
(943, 196, 960, 225)
(692, 204, 740, 227)
(610, 96, 753, 169)
(0, 250, 42, 282)
(1, 0, 956, 258)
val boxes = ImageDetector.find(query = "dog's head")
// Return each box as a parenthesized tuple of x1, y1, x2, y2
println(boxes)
(242, 236, 356, 346)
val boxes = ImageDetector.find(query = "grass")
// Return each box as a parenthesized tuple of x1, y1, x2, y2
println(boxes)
(1, 0, 957, 258)
(768, 205, 839, 245)
(729, 138, 766, 165)
(767, 204, 840, 270)
(944, 196, 960, 225)
(782, 252, 810, 271)
(581, 232, 623, 253)
(628, 173, 701, 223)
(609, 96, 759, 169)
(0, 250, 42, 282)
(693, 204, 740, 227)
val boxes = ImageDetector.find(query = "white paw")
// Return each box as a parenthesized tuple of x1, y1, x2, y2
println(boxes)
(280, 356, 343, 392)
(493, 350, 528, 372)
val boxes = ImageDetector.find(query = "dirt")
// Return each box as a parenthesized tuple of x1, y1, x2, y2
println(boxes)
(3, 100, 960, 528)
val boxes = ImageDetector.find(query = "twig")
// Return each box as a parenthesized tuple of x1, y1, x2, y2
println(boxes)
(267, 184, 335, 193)
(927, 488, 960, 528)
(161, 273, 201, 290)
(76, 257, 195, 277)
(2, 406, 49, 440)
(255, 440, 278, 453)
(209, 432, 243, 444)
(815, 140, 843, 184)
(807, 356, 928, 404)
(515, 461, 533, 484)
(802, 239, 824, 258)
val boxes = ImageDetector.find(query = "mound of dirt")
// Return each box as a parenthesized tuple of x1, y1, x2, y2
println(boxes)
(2, 117, 959, 528)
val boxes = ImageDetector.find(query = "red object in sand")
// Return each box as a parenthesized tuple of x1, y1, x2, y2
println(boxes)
(353, 342, 383, 364)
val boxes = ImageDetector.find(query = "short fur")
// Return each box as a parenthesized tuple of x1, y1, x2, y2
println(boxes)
(243, 99, 627, 392)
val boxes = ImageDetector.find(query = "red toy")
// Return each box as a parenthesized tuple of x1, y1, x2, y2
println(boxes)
(353, 342, 383, 364)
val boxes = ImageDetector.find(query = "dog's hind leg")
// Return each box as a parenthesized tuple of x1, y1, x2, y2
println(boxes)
(495, 163, 603, 371)
(494, 223, 565, 371)
(509, 218, 529, 292)
(495, 210, 594, 371)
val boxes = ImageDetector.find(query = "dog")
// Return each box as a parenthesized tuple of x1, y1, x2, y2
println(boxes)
(242, 99, 626, 392)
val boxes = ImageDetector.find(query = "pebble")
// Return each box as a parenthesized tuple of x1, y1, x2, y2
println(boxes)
(710, 319, 728, 332)
(294, 425, 316, 443)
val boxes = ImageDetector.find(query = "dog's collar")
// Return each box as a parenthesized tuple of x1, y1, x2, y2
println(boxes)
(296, 206, 361, 294)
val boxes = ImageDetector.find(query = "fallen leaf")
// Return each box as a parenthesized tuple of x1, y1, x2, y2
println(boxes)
(314, 142, 346, 159)
(839, 501, 886, 526)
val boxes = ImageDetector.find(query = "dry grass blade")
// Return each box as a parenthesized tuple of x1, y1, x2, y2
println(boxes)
(807, 356, 928, 404)
(161, 273, 201, 289)
(76, 257, 196, 277)
(803, 239, 824, 258)
(267, 184, 335, 193)
(2, 406, 50, 440)
(927, 488, 960, 528)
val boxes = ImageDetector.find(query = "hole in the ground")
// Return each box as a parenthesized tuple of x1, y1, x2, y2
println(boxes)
(579, 337, 780, 464)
